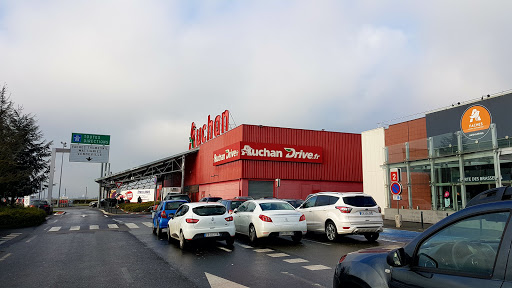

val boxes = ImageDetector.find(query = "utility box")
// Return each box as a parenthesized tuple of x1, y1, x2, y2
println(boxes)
(395, 214, 403, 228)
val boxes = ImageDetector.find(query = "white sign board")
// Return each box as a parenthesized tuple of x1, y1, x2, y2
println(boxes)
(118, 189, 155, 203)
(392, 195, 402, 201)
(69, 144, 110, 163)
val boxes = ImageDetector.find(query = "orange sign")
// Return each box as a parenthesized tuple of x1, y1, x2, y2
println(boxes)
(461, 105, 491, 139)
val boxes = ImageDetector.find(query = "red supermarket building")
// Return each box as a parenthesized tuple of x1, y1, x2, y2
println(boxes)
(96, 110, 363, 201)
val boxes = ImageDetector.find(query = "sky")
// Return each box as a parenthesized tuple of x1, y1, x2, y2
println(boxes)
(1, 0, 512, 199)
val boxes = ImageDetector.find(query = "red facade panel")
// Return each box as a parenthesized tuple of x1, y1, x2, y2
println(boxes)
(241, 125, 362, 182)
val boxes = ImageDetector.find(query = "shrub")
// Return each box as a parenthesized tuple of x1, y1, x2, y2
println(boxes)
(119, 202, 157, 212)
(0, 207, 47, 228)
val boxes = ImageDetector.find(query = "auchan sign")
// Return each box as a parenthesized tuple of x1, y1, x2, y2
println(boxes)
(213, 142, 323, 166)
(460, 105, 491, 140)
(190, 110, 230, 149)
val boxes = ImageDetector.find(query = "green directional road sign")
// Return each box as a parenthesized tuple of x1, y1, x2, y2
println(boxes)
(71, 133, 110, 145)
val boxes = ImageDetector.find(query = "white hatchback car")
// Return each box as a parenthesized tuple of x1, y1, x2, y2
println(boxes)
(296, 192, 383, 242)
(167, 202, 236, 249)
(233, 199, 307, 243)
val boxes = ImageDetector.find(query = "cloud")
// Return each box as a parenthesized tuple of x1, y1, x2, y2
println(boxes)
(1, 0, 512, 198)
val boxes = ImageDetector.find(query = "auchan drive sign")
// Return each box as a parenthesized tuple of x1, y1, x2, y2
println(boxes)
(213, 142, 323, 166)
(460, 105, 492, 140)
(189, 110, 230, 149)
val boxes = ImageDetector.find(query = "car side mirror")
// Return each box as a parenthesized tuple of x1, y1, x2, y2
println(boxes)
(233, 209, 238, 213)
(169, 214, 175, 219)
(387, 248, 409, 267)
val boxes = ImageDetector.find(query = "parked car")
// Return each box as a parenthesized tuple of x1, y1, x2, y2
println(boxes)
(333, 186, 512, 288)
(153, 200, 187, 237)
(281, 199, 304, 208)
(297, 192, 382, 242)
(167, 202, 235, 249)
(30, 200, 53, 215)
(219, 199, 246, 214)
(234, 196, 254, 201)
(199, 197, 222, 202)
(232, 199, 307, 243)
(163, 193, 191, 202)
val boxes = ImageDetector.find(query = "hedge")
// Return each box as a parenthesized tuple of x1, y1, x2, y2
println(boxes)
(118, 202, 158, 212)
(0, 207, 47, 228)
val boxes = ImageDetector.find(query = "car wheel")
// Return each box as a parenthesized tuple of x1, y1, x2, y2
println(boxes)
(325, 221, 338, 241)
(179, 230, 188, 250)
(364, 233, 379, 242)
(226, 237, 235, 247)
(152, 220, 157, 235)
(249, 225, 258, 243)
(157, 227, 162, 238)
(291, 232, 302, 243)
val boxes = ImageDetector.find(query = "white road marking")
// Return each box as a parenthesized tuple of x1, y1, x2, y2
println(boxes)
(11, 233, 22, 235)
(49, 227, 61, 232)
(125, 223, 139, 229)
(0, 241, 5, 245)
(284, 258, 309, 263)
(303, 264, 331, 271)
(142, 222, 152, 227)
(267, 253, 289, 258)
(104, 215, 108, 218)
(254, 248, 273, 253)
(90, 225, 99, 230)
(303, 239, 331, 246)
(108, 224, 119, 229)
(70, 226, 80, 231)
(26, 236, 37, 243)
(0, 253, 12, 262)
(218, 247, 232, 252)
(236, 244, 253, 249)
(205, 272, 248, 288)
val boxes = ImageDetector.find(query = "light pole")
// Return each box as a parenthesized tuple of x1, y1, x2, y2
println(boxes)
(57, 141, 66, 208)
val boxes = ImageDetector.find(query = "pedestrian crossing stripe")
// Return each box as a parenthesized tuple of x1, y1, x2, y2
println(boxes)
(142, 222, 152, 227)
(108, 224, 118, 229)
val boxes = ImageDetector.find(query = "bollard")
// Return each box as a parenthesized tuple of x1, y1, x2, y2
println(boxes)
(395, 214, 402, 228)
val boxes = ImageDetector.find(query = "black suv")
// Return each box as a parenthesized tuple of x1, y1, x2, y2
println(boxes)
(333, 186, 512, 288)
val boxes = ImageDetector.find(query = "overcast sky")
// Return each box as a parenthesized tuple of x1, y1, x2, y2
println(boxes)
(1, 1, 512, 199)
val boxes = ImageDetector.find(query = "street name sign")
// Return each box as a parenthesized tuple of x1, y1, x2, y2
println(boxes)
(71, 133, 110, 145)
(69, 144, 110, 163)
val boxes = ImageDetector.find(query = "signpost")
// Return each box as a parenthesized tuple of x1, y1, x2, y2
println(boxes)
(72, 133, 110, 145)
(69, 144, 110, 163)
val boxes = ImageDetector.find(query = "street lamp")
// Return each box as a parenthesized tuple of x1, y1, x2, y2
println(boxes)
(57, 141, 67, 208)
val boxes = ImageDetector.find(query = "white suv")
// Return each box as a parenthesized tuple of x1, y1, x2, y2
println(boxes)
(296, 192, 383, 242)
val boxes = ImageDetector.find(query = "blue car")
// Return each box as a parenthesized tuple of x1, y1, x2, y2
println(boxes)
(153, 200, 187, 237)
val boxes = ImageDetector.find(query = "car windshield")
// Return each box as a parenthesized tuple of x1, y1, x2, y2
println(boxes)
(165, 202, 184, 210)
(343, 196, 377, 207)
(192, 205, 226, 216)
(259, 202, 295, 211)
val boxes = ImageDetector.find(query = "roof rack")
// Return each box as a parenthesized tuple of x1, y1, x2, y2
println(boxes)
(466, 186, 512, 207)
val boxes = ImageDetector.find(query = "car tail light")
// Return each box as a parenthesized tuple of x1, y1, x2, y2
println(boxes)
(225, 216, 233, 221)
(299, 214, 306, 221)
(259, 215, 273, 222)
(335, 206, 352, 213)
(228, 210, 233, 214)
(161, 211, 167, 218)
(378, 206, 381, 213)
(30, 205, 35, 208)
(338, 255, 347, 264)
(186, 218, 199, 223)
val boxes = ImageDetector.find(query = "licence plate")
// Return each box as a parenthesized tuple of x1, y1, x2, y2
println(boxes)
(204, 232, 220, 237)
(279, 232, 294, 236)
(360, 211, 373, 215)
